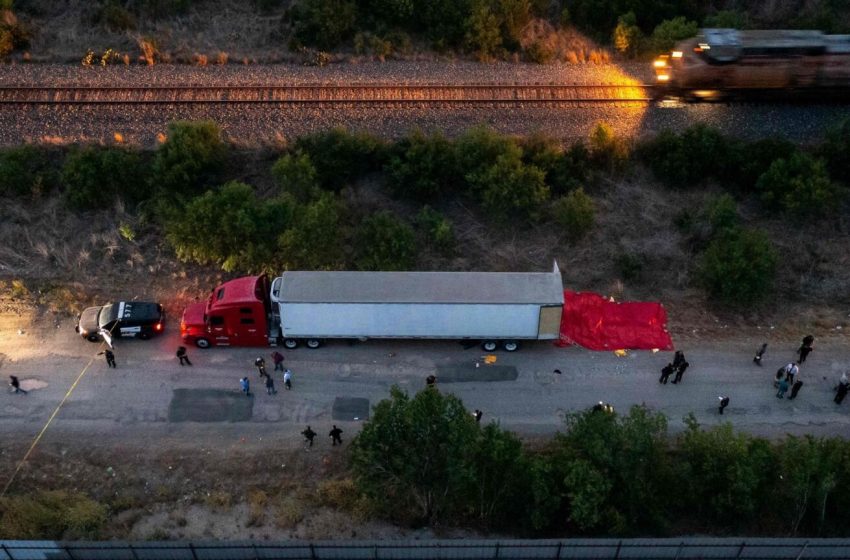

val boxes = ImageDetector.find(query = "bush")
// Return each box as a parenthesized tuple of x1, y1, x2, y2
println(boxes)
(292, 0, 357, 50)
(271, 152, 319, 201)
(151, 121, 226, 199)
(650, 16, 697, 52)
(165, 181, 295, 272)
(613, 12, 643, 58)
(550, 143, 592, 195)
(705, 193, 738, 234)
(0, 490, 107, 539)
(277, 193, 346, 269)
(467, 152, 549, 222)
(756, 152, 841, 216)
(354, 211, 416, 270)
(62, 146, 146, 210)
(294, 128, 386, 191)
(465, 1, 504, 59)
(97, 2, 137, 31)
(0, 145, 54, 197)
(640, 125, 733, 188)
(384, 130, 457, 202)
(589, 122, 629, 172)
(615, 252, 643, 281)
(552, 188, 595, 239)
(416, 206, 455, 253)
(454, 126, 520, 181)
(699, 228, 778, 305)
(820, 118, 850, 184)
(0, 6, 30, 58)
(735, 137, 797, 193)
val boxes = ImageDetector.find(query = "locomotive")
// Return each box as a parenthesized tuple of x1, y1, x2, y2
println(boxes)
(653, 28, 850, 99)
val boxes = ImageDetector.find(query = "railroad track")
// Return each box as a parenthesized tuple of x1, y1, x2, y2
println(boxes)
(0, 84, 654, 104)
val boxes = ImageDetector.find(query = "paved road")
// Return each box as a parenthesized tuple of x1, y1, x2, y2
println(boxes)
(0, 316, 849, 452)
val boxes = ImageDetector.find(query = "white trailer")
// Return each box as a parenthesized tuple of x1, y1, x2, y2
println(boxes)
(268, 264, 564, 351)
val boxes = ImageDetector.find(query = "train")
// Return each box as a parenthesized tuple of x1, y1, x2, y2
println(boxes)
(653, 28, 850, 99)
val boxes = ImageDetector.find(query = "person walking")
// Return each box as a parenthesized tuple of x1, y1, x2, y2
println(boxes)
(302, 425, 317, 449)
(265, 374, 277, 395)
(272, 351, 285, 372)
(753, 343, 767, 366)
(784, 362, 799, 385)
(835, 373, 849, 405)
(672, 350, 685, 370)
(789, 379, 804, 400)
(672, 360, 689, 384)
(798, 335, 814, 364)
(283, 368, 292, 390)
(176, 346, 192, 366)
(473, 409, 483, 423)
(255, 357, 267, 377)
(329, 425, 343, 446)
(659, 363, 675, 384)
(240, 376, 252, 397)
(774, 366, 786, 388)
(777, 377, 789, 399)
(98, 349, 116, 368)
(718, 396, 730, 414)
(9, 375, 27, 395)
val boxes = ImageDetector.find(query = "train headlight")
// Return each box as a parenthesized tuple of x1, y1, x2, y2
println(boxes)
(653, 59, 667, 68)
(671, 51, 683, 58)
(657, 74, 670, 82)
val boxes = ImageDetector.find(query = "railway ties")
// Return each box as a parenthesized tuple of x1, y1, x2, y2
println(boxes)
(0, 84, 655, 105)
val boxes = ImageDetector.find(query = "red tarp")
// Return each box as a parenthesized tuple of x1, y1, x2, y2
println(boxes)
(557, 291, 674, 351)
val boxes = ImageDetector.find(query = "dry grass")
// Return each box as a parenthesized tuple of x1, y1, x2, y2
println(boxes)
(520, 20, 611, 65)
(273, 495, 304, 529)
(246, 489, 269, 526)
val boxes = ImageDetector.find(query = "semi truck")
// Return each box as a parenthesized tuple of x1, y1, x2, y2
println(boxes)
(180, 265, 565, 352)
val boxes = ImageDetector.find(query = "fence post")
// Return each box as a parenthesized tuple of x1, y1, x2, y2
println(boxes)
(494, 543, 500, 560)
(0, 544, 9, 560)
(554, 542, 562, 560)
(735, 541, 746, 559)
(310, 543, 317, 560)
(65, 544, 76, 560)
(188, 542, 199, 560)
(128, 543, 140, 560)
(795, 541, 809, 560)
(613, 540, 622, 560)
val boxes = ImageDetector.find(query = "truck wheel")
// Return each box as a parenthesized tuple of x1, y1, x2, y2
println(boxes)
(481, 341, 498, 352)
(283, 338, 299, 350)
(86, 334, 100, 343)
(306, 339, 322, 349)
(503, 341, 519, 352)
(195, 337, 211, 349)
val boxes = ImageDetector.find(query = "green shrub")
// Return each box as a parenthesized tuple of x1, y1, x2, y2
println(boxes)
(294, 128, 386, 191)
(454, 126, 520, 180)
(467, 152, 549, 222)
(278, 193, 346, 269)
(292, 0, 357, 50)
(756, 152, 841, 216)
(705, 193, 738, 234)
(384, 130, 457, 202)
(0, 490, 107, 539)
(703, 10, 748, 29)
(650, 16, 697, 52)
(699, 228, 777, 305)
(589, 122, 629, 172)
(496, 0, 532, 49)
(552, 188, 595, 239)
(640, 125, 733, 188)
(550, 143, 591, 195)
(62, 146, 146, 209)
(464, 1, 504, 59)
(820, 118, 850, 184)
(615, 252, 643, 281)
(413, 0, 471, 48)
(354, 211, 416, 270)
(357, 0, 414, 26)
(524, 40, 556, 63)
(165, 181, 295, 272)
(0, 145, 54, 197)
(520, 132, 562, 177)
(416, 206, 455, 253)
(97, 2, 137, 31)
(151, 121, 226, 199)
(271, 152, 319, 201)
(735, 138, 797, 193)
(613, 12, 643, 58)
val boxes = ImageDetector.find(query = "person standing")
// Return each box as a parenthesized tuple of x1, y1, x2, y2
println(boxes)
(672, 361, 689, 384)
(283, 369, 292, 390)
(302, 425, 317, 448)
(240, 376, 252, 397)
(426, 374, 437, 387)
(255, 357, 267, 377)
(265, 374, 277, 395)
(776, 378, 789, 399)
(774, 367, 786, 388)
(672, 350, 685, 370)
(329, 425, 343, 446)
(789, 379, 804, 400)
(473, 409, 483, 423)
(176, 346, 192, 366)
(753, 343, 767, 366)
(9, 376, 26, 395)
(784, 362, 799, 385)
(835, 373, 849, 405)
(718, 396, 730, 414)
(98, 349, 116, 368)
(272, 351, 285, 372)
(659, 363, 674, 384)
(798, 335, 814, 364)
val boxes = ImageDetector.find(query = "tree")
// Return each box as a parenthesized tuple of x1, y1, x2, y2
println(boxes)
(552, 188, 595, 240)
(62, 146, 147, 210)
(0, 145, 55, 198)
(640, 125, 736, 188)
(467, 152, 549, 222)
(350, 386, 478, 524)
(353, 211, 416, 270)
(735, 137, 797, 193)
(291, 0, 358, 50)
(756, 152, 841, 216)
(165, 181, 295, 272)
(589, 122, 629, 172)
(613, 12, 643, 58)
(650, 17, 697, 52)
(278, 193, 346, 269)
(294, 128, 386, 191)
(454, 126, 520, 179)
(150, 120, 226, 199)
(416, 206, 455, 254)
(271, 152, 319, 201)
(470, 423, 533, 528)
(776, 436, 843, 535)
(699, 227, 777, 305)
(465, 1, 503, 59)
(384, 130, 458, 202)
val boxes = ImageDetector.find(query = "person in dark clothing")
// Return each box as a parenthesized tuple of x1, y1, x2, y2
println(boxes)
(9, 376, 26, 395)
(672, 361, 689, 384)
(176, 346, 192, 366)
(718, 396, 730, 414)
(789, 380, 804, 400)
(774, 367, 786, 388)
(272, 351, 285, 372)
(255, 357, 267, 377)
(777, 378, 789, 399)
(426, 374, 437, 387)
(672, 350, 685, 370)
(240, 376, 251, 397)
(798, 335, 814, 364)
(753, 343, 767, 366)
(302, 426, 316, 448)
(835, 374, 849, 405)
(473, 409, 483, 423)
(659, 363, 675, 384)
(265, 374, 277, 395)
(98, 349, 116, 368)
(329, 425, 343, 446)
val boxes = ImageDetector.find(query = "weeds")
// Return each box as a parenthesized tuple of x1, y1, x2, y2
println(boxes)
(203, 490, 233, 511)
(274, 495, 304, 529)
(246, 489, 268, 526)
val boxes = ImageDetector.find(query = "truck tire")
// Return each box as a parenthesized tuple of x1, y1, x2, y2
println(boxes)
(481, 341, 498, 352)
(283, 338, 299, 349)
(86, 334, 100, 343)
(306, 339, 322, 349)
(195, 337, 211, 349)
(502, 341, 519, 352)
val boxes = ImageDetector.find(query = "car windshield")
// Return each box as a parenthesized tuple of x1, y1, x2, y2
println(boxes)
(98, 303, 121, 328)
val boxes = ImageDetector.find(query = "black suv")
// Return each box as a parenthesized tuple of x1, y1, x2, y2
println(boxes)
(76, 301, 165, 342)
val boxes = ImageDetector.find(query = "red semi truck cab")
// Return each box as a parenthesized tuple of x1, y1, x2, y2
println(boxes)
(180, 275, 273, 348)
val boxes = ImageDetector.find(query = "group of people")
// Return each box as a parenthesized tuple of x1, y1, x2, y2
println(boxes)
(301, 424, 343, 449)
(767, 335, 815, 401)
(659, 350, 689, 385)
(240, 353, 292, 397)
